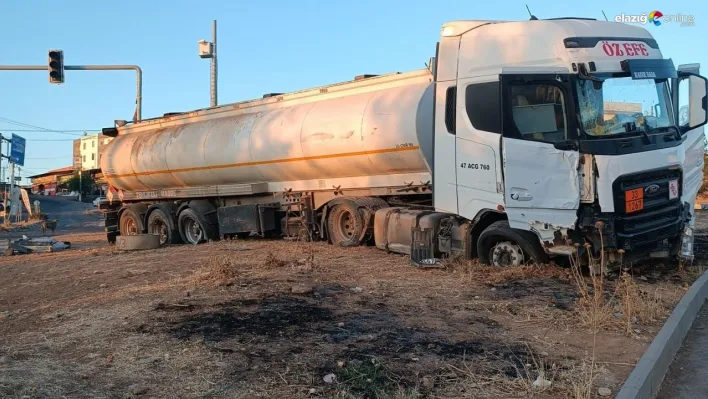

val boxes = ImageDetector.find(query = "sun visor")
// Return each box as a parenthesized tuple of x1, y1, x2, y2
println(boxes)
(621, 59, 677, 80)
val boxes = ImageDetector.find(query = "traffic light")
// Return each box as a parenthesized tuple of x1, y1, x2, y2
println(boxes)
(48, 49, 64, 84)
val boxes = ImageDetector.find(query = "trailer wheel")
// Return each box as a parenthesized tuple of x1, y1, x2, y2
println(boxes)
(178, 209, 216, 245)
(477, 221, 547, 266)
(119, 208, 144, 236)
(327, 204, 365, 247)
(147, 208, 180, 246)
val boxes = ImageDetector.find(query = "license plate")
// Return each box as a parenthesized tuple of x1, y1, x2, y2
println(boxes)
(669, 179, 679, 200)
(625, 188, 644, 213)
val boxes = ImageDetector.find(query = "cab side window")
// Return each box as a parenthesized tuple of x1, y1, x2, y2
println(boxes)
(509, 83, 567, 143)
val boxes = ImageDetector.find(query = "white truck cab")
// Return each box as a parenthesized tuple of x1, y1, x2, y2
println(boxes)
(432, 18, 707, 265)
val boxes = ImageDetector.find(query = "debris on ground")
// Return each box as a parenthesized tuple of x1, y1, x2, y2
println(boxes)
(412, 257, 443, 268)
(291, 284, 314, 295)
(533, 376, 552, 389)
(598, 387, 612, 396)
(4, 235, 71, 256)
(323, 373, 337, 384)
(129, 384, 149, 395)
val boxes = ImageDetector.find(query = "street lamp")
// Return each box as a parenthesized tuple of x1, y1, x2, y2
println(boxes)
(198, 20, 218, 108)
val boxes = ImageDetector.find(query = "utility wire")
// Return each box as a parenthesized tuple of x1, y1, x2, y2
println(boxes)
(25, 155, 72, 160)
(0, 117, 85, 136)
(25, 139, 77, 142)
(0, 129, 99, 133)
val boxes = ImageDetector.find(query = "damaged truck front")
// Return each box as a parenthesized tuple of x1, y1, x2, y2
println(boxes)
(471, 23, 708, 266)
(101, 17, 707, 269)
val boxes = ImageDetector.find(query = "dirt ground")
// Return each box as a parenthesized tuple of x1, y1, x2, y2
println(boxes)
(0, 211, 706, 399)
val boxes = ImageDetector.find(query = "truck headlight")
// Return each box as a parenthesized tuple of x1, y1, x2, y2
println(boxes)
(680, 226, 695, 261)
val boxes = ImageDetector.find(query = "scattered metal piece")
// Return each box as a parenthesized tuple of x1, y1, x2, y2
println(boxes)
(4, 236, 71, 256)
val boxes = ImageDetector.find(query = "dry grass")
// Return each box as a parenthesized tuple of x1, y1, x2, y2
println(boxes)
(569, 245, 617, 333)
(436, 346, 612, 399)
(444, 258, 571, 286)
(0, 230, 696, 399)
(562, 358, 601, 399)
(263, 248, 317, 272)
(190, 255, 244, 287)
(617, 273, 668, 335)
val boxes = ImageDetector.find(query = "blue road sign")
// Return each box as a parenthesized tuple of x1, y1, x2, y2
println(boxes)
(10, 134, 26, 166)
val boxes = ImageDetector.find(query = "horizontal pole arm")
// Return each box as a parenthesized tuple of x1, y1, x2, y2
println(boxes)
(0, 64, 143, 121)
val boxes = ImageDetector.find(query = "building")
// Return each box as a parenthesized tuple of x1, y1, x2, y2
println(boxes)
(603, 102, 643, 120)
(28, 166, 74, 195)
(80, 134, 99, 170)
(73, 133, 114, 172)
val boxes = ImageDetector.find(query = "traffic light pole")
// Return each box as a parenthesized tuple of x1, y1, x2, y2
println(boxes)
(0, 64, 143, 121)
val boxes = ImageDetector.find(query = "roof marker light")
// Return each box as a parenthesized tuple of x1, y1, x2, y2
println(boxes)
(441, 26, 456, 37)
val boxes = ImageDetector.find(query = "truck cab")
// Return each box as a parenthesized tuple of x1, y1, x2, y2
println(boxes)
(432, 18, 708, 266)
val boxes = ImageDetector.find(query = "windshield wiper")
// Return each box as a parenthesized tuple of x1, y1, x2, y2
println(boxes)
(646, 125, 681, 141)
(623, 122, 651, 144)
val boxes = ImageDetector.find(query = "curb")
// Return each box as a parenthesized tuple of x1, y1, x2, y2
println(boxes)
(616, 270, 708, 399)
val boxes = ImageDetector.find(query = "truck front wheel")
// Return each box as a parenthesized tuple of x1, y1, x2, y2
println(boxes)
(477, 221, 547, 266)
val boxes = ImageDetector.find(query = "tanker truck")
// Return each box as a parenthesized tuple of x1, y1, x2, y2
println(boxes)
(100, 17, 708, 267)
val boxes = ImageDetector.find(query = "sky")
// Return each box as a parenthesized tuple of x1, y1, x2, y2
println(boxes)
(0, 0, 706, 184)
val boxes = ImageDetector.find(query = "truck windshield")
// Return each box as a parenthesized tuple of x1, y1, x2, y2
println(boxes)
(576, 77, 673, 137)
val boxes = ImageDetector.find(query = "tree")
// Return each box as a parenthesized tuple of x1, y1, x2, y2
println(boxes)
(66, 171, 96, 196)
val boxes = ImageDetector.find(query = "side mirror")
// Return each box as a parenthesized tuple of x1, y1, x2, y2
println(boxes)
(686, 74, 708, 129)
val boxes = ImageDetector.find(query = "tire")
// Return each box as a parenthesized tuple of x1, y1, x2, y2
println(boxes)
(477, 221, 547, 266)
(178, 208, 217, 245)
(327, 203, 365, 247)
(147, 208, 181, 246)
(119, 208, 144, 236)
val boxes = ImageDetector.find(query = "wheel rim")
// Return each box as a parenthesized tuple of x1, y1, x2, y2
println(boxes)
(150, 220, 168, 245)
(489, 241, 525, 267)
(184, 218, 203, 244)
(124, 218, 139, 235)
(337, 210, 356, 239)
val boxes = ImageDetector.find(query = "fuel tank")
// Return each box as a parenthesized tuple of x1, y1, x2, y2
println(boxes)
(102, 71, 434, 192)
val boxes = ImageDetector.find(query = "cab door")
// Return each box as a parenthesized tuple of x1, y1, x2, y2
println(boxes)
(674, 64, 708, 206)
(500, 73, 580, 239)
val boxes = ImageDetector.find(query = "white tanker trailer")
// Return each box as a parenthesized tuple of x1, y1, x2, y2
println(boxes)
(101, 17, 708, 267)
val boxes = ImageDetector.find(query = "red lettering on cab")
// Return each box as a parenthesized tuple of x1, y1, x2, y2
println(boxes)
(601, 42, 650, 57)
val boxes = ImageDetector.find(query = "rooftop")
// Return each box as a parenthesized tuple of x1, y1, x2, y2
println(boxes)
(28, 166, 74, 179)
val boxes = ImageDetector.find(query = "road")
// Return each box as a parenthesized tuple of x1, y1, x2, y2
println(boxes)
(0, 195, 103, 243)
(657, 301, 708, 399)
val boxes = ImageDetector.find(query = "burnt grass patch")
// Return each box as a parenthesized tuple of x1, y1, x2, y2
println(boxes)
(150, 290, 544, 396)
(492, 276, 577, 308)
(167, 295, 334, 340)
